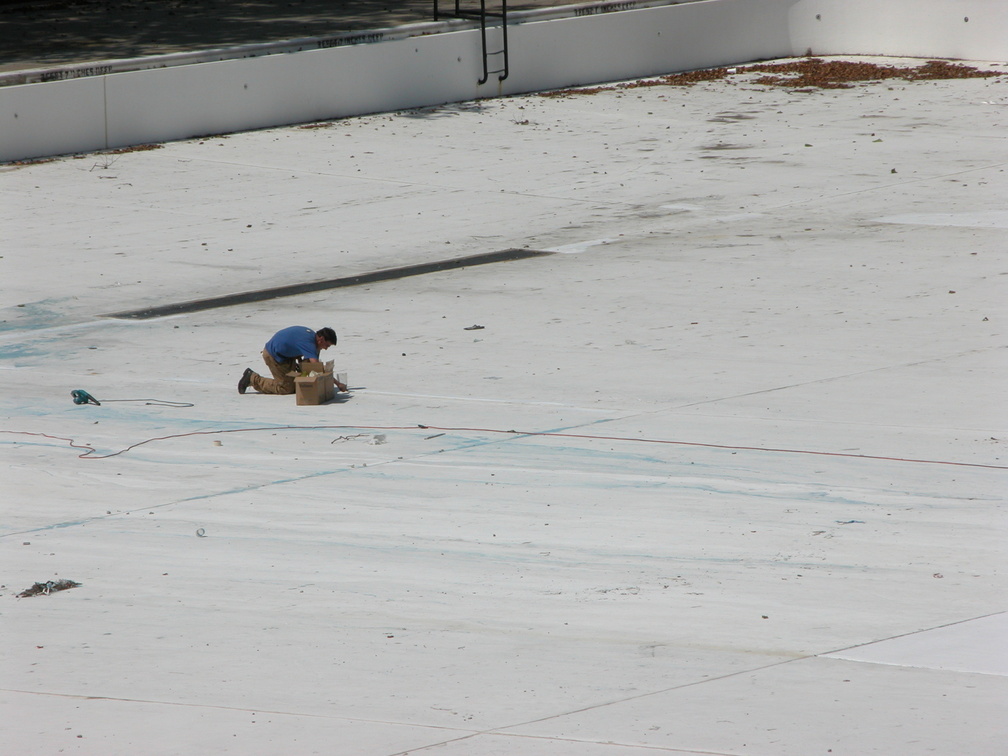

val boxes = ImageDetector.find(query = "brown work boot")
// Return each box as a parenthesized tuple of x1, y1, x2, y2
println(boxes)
(238, 368, 253, 394)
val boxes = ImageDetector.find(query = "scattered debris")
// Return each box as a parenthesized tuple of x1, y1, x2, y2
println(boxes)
(196, 528, 206, 537)
(18, 579, 81, 598)
(331, 433, 369, 444)
(738, 58, 997, 89)
(104, 143, 163, 155)
(464, 324, 485, 330)
(10, 156, 58, 167)
(541, 58, 1002, 97)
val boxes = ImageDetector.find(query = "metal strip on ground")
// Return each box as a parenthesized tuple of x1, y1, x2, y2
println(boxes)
(102, 248, 552, 319)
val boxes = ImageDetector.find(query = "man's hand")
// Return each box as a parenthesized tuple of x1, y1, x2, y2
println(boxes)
(335, 380, 348, 392)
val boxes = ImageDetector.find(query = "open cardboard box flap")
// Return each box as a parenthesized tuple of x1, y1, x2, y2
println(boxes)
(292, 361, 339, 405)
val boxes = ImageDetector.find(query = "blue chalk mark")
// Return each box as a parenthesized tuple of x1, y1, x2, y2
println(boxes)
(0, 299, 68, 333)
(0, 341, 42, 360)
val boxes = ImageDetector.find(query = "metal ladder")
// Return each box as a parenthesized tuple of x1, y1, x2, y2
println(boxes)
(434, 0, 509, 84)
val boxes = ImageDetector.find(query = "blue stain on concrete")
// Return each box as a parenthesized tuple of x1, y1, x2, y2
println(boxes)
(0, 341, 42, 360)
(0, 299, 68, 333)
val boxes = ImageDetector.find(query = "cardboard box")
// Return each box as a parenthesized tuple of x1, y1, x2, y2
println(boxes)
(293, 360, 336, 406)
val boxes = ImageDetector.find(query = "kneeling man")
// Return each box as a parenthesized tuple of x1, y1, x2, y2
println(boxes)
(238, 326, 347, 395)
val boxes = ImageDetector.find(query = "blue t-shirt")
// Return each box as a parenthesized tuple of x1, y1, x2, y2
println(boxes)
(265, 326, 318, 362)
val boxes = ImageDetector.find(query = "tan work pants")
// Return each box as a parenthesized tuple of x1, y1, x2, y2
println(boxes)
(250, 350, 297, 395)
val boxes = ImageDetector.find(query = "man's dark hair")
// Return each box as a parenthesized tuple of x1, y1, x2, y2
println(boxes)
(317, 327, 337, 346)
